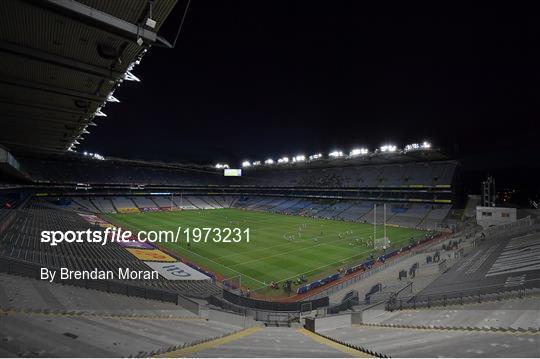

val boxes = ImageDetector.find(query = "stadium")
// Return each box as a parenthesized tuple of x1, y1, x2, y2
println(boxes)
(0, 1, 539, 358)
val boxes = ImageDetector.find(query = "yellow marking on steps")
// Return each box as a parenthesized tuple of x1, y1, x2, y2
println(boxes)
(154, 326, 263, 357)
(296, 328, 373, 358)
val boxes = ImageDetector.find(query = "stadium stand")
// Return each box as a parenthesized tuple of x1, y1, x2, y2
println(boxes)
(0, 202, 220, 298)
(362, 295, 540, 330)
(2, 154, 540, 357)
(0, 310, 246, 357)
(152, 195, 176, 208)
(131, 196, 158, 210)
(91, 197, 116, 213)
(44, 194, 454, 230)
(111, 196, 139, 213)
(416, 230, 540, 299)
(166, 326, 361, 358)
(317, 324, 539, 357)
(19, 155, 457, 189)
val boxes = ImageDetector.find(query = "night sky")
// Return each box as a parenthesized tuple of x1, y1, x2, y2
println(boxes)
(83, 2, 539, 191)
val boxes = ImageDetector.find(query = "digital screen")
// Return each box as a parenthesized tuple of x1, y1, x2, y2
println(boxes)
(224, 169, 242, 176)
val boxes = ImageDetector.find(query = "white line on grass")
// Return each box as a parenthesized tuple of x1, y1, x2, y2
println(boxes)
(227, 233, 365, 268)
(177, 245, 268, 286)
(214, 225, 375, 260)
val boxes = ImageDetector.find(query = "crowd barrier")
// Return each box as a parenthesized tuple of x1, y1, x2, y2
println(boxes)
(305, 251, 414, 300)
(385, 279, 540, 311)
(0, 256, 201, 314)
(208, 294, 327, 323)
(222, 290, 329, 311)
(483, 216, 539, 240)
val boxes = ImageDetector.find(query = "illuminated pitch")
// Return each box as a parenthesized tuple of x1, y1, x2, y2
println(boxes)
(104, 208, 426, 297)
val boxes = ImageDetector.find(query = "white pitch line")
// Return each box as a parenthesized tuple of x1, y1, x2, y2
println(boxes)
(227, 233, 366, 268)
(175, 245, 268, 286)
(215, 226, 374, 261)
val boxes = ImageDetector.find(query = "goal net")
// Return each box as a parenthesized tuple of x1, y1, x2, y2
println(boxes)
(374, 236, 391, 250)
(221, 274, 241, 292)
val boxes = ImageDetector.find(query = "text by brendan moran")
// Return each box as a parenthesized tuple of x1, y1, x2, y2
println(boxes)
(40, 267, 158, 282)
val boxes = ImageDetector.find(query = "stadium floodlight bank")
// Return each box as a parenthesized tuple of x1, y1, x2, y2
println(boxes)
(237, 141, 435, 169)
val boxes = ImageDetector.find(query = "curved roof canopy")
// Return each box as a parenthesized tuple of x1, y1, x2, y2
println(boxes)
(0, 0, 178, 154)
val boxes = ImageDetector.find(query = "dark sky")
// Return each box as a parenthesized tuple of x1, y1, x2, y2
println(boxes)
(84, 2, 539, 174)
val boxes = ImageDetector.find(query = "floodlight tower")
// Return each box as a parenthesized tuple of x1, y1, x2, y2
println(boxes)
(482, 175, 496, 207)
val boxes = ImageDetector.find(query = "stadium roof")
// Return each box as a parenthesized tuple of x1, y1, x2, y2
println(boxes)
(0, 0, 178, 154)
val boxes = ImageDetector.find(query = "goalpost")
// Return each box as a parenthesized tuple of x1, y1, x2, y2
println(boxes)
(373, 203, 390, 250)
(222, 274, 242, 292)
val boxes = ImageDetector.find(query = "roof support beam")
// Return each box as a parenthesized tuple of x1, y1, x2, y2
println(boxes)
(0, 98, 90, 116)
(0, 114, 87, 127)
(0, 41, 124, 80)
(0, 78, 104, 103)
(0, 140, 67, 153)
(22, 0, 158, 45)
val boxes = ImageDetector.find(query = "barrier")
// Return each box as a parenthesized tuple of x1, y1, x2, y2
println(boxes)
(302, 233, 449, 300)
(126, 248, 176, 262)
(305, 251, 414, 300)
(385, 279, 540, 311)
(223, 290, 329, 311)
(305, 313, 352, 332)
(117, 207, 139, 213)
(139, 207, 160, 212)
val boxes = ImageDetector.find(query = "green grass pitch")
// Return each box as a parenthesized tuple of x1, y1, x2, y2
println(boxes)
(104, 208, 426, 297)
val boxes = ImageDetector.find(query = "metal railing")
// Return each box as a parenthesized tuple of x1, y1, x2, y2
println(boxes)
(385, 279, 540, 311)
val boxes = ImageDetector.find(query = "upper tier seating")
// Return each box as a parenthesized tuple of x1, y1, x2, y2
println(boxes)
(21, 157, 457, 188)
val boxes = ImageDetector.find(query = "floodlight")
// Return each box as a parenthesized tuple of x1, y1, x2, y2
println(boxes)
(107, 94, 120, 103)
(293, 155, 306, 163)
(146, 18, 157, 28)
(242, 161, 251, 168)
(125, 71, 141, 82)
(309, 153, 323, 160)
(350, 148, 368, 156)
(277, 157, 289, 164)
(252, 161, 261, 166)
(404, 142, 432, 152)
(264, 159, 274, 165)
(380, 144, 397, 153)
(329, 150, 344, 158)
